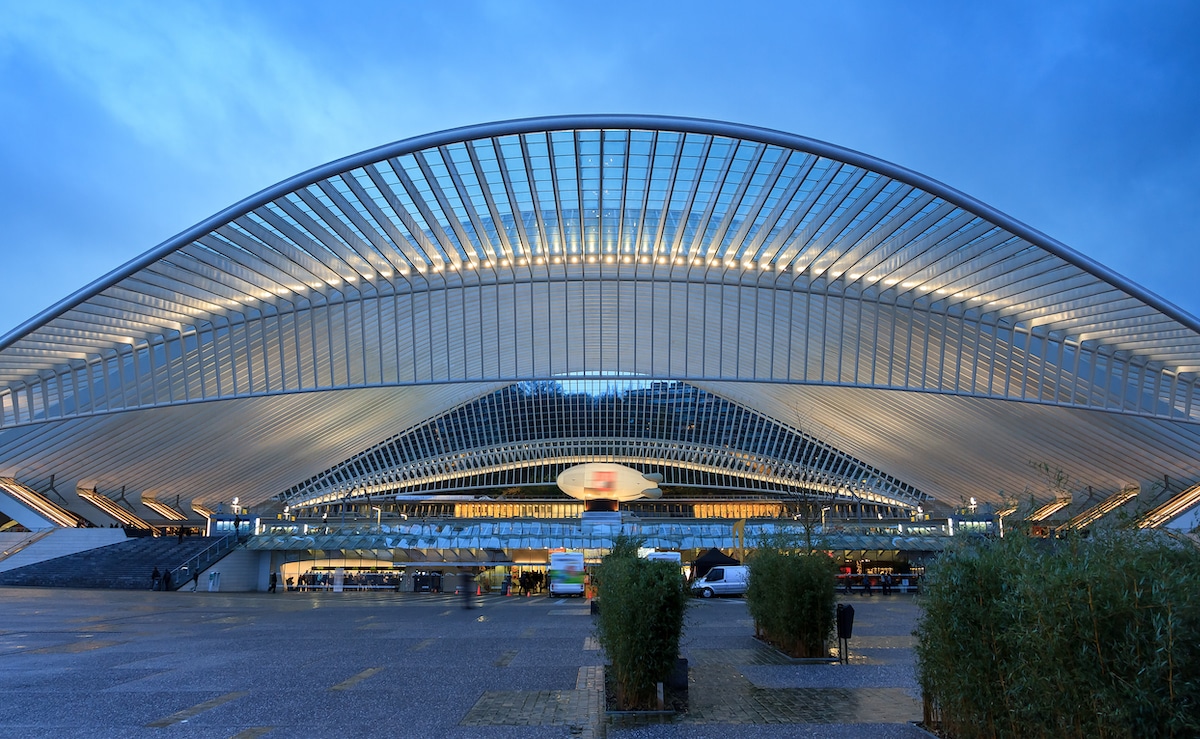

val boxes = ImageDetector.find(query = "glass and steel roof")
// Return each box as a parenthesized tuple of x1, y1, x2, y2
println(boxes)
(282, 381, 927, 510)
(1, 115, 1199, 516)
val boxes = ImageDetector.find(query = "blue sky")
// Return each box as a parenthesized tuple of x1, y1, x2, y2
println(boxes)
(1, 1, 1198, 337)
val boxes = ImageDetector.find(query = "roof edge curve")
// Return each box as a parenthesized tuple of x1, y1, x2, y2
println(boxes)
(4, 113, 1197, 351)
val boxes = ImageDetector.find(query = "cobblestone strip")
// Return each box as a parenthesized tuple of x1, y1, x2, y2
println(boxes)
(494, 649, 517, 667)
(459, 666, 606, 737)
(575, 665, 605, 739)
(685, 662, 920, 724)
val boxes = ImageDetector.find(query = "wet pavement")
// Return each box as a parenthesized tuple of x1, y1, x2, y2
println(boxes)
(0, 587, 930, 738)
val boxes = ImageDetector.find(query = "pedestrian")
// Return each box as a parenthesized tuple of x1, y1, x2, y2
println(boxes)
(151, 566, 161, 591)
(460, 572, 474, 610)
(269, 571, 278, 593)
(162, 569, 172, 592)
(863, 575, 872, 596)
(192, 571, 200, 592)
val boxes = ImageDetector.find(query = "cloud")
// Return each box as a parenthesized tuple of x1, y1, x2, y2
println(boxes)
(1, 3, 370, 173)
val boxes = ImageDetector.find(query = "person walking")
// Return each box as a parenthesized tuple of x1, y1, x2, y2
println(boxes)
(151, 566, 161, 591)
(192, 571, 200, 592)
(268, 571, 278, 593)
(162, 569, 172, 592)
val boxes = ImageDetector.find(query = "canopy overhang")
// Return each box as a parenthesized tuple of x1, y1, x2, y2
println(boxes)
(1, 115, 1198, 521)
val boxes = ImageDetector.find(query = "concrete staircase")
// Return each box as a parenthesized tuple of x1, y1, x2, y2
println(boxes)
(0, 535, 232, 590)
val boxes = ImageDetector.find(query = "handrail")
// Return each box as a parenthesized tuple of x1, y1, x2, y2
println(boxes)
(167, 534, 238, 588)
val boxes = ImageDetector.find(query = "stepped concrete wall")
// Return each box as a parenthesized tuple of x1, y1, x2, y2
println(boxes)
(0, 528, 127, 572)
(194, 547, 269, 592)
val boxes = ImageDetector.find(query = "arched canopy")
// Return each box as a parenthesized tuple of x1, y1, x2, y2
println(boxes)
(2, 115, 1199, 516)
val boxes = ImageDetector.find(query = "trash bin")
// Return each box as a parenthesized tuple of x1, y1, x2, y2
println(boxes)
(836, 603, 855, 640)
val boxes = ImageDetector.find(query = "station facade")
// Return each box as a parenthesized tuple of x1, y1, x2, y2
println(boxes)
(3, 116, 1199, 590)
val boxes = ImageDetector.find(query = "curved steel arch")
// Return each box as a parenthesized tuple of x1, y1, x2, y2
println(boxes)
(1, 115, 1199, 514)
(5, 114, 1198, 348)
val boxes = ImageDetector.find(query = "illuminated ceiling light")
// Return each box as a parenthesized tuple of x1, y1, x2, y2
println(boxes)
(1028, 498, 1071, 522)
(500, 258, 510, 266)
(465, 261, 476, 270)
(884, 279, 897, 286)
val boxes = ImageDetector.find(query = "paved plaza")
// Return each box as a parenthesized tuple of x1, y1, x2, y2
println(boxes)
(0, 586, 929, 738)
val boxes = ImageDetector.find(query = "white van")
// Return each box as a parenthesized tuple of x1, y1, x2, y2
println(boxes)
(691, 565, 749, 598)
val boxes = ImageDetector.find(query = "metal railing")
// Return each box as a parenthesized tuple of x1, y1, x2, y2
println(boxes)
(168, 534, 238, 588)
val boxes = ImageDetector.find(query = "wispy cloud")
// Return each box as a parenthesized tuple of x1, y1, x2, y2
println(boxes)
(2, 3, 370, 173)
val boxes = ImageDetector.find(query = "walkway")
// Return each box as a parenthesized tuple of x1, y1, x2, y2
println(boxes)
(0, 587, 928, 737)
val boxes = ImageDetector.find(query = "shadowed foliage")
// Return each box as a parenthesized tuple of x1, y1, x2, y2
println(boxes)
(595, 535, 690, 710)
(745, 532, 837, 658)
(916, 530, 1200, 738)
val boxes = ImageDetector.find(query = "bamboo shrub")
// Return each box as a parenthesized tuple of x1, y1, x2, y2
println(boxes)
(745, 533, 837, 658)
(594, 536, 690, 710)
(916, 530, 1200, 738)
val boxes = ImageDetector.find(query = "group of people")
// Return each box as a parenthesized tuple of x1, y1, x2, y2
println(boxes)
(841, 572, 898, 596)
(150, 566, 201, 591)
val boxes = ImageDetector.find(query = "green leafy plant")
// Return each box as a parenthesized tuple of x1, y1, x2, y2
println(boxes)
(594, 535, 690, 710)
(916, 529, 1200, 738)
(745, 532, 837, 658)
